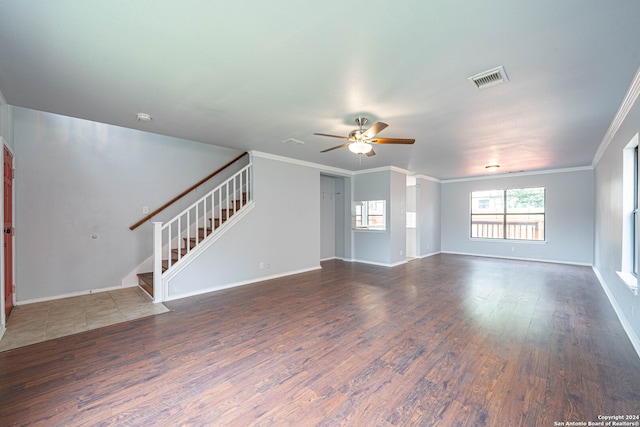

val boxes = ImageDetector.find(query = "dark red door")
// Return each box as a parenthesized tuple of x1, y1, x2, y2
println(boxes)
(4, 147, 13, 318)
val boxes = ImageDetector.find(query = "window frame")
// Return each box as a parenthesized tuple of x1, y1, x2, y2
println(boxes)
(470, 187, 546, 241)
(353, 200, 387, 231)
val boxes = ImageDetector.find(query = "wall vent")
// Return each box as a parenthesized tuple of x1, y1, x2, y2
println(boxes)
(468, 66, 509, 90)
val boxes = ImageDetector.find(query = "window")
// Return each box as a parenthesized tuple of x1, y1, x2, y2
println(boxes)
(406, 212, 416, 228)
(618, 134, 639, 294)
(471, 187, 545, 241)
(354, 200, 386, 230)
(634, 145, 638, 276)
(621, 134, 639, 279)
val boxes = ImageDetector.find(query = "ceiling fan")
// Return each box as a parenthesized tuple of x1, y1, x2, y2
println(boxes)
(314, 117, 415, 156)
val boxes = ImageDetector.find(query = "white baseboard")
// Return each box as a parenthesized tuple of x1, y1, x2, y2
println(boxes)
(592, 266, 640, 360)
(417, 251, 441, 259)
(440, 251, 592, 266)
(165, 265, 322, 302)
(350, 259, 408, 268)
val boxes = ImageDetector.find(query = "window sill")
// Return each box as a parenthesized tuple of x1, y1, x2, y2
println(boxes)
(469, 237, 547, 245)
(616, 271, 639, 296)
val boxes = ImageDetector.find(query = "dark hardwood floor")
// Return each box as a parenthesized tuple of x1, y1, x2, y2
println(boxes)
(1, 255, 639, 426)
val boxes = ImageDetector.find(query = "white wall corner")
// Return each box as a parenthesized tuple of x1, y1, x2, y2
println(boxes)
(593, 266, 640, 360)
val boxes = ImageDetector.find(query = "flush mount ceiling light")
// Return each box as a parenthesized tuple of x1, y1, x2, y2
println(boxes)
(485, 164, 500, 172)
(348, 140, 373, 154)
(136, 113, 152, 122)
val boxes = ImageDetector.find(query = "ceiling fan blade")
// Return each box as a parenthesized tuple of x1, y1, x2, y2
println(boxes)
(320, 143, 350, 153)
(366, 148, 376, 157)
(314, 133, 350, 140)
(362, 122, 388, 139)
(370, 137, 415, 145)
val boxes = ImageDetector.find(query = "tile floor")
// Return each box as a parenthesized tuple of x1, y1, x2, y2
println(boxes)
(0, 287, 169, 352)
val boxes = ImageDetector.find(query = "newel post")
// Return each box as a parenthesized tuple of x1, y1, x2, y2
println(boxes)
(152, 222, 164, 302)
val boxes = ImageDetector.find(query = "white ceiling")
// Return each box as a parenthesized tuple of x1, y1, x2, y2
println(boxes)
(1, 1, 639, 180)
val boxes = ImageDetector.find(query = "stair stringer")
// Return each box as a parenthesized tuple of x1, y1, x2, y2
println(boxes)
(122, 207, 216, 288)
(157, 201, 255, 301)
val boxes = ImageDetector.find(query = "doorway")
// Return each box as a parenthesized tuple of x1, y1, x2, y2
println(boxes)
(4, 146, 14, 319)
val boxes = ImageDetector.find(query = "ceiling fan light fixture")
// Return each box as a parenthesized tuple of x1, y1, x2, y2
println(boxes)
(485, 164, 500, 172)
(349, 141, 373, 154)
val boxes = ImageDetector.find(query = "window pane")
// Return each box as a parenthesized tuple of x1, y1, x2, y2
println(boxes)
(406, 212, 416, 228)
(505, 214, 545, 240)
(471, 190, 504, 214)
(471, 214, 504, 238)
(506, 187, 545, 213)
(354, 200, 386, 230)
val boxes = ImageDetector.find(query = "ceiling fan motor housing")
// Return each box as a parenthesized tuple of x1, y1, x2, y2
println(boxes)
(349, 129, 365, 140)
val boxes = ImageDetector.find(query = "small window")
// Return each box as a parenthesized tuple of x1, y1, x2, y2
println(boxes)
(354, 200, 386, 230)
(471, 187, 545, 241)
(406, 212, 416, 229)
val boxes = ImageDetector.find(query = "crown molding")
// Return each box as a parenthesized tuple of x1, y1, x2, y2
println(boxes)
(441, 165, 593, 183)
(352, 165, 410, 175)
(412, 174, 441, 183)
(249, 151, 353, 176)
(592, 65, 640, 167)
(249, 151, 416, 178)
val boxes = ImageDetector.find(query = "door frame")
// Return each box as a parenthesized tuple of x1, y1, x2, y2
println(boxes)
(1, 142, 14, 329)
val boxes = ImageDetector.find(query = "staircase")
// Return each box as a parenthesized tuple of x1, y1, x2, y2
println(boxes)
(136, 162, 252, 300)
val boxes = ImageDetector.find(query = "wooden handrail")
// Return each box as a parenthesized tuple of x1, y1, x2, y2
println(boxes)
(129, 152, 248, 230)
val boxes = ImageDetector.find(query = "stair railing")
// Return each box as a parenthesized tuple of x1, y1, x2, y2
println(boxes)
(130, 152, 248, 231)
(152, 163, 252, 301)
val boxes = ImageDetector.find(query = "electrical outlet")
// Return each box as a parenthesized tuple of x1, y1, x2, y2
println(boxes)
(400, 250, 403, 255)
(511, 247, 515, 252)
(142, 206, 149, 214)
(259, 262, 264, 269)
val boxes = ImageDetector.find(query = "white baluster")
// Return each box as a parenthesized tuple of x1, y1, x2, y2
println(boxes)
(153, 221, 163, 302)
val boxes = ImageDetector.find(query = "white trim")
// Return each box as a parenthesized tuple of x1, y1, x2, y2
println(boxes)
(320, 256, 337, 262)
(616, 271, 639, 295)
(161, 201, 256, 296)
(352, 165, 410, 175)
(593, 267, 640, 360)
(441, 166, 593, 183)
(16, 283, 137, 306)
(0, 88, 6, 105)
(413, 174, 441, 183)
(164, 265, 322, 302)
(440, 251, 592, 266)
(0, 325, 5, 342)
(350, 259, 408, 267)
(250, 151, 352, 177)
(249, 151, 413, 178)
(593, 65, 640, 167)
(417, 251, 441, 259)
(469, 237, 547, 245)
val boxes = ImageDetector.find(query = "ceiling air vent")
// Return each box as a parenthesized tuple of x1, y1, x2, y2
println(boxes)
(468, 66, 508, 90)
(282, 138, 306, 145)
